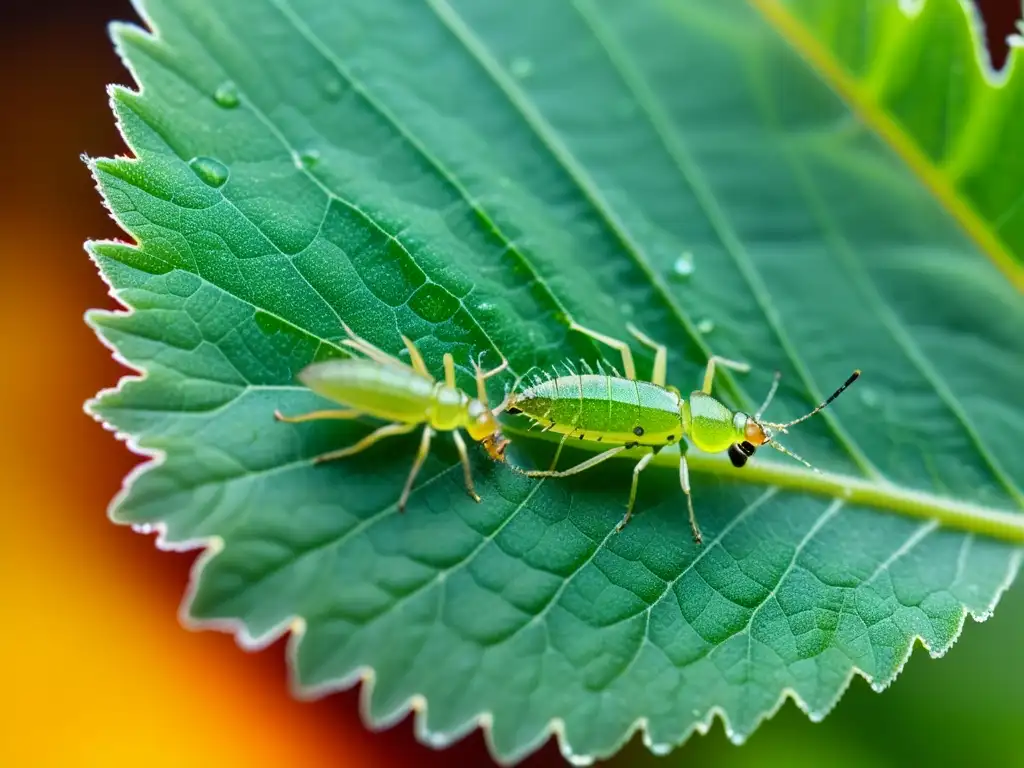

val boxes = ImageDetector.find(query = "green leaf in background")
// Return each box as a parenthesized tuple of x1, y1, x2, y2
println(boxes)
(85, 0, 1024, 763)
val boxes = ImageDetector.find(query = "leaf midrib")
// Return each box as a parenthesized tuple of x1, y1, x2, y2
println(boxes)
(504, 423, 1024, 542)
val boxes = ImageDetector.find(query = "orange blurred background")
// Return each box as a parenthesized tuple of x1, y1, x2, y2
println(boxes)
(1, 3, 1021, 767)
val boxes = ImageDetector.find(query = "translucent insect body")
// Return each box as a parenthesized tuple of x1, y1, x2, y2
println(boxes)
(501, 322, 859, 545)
(275, 323, 510, 512)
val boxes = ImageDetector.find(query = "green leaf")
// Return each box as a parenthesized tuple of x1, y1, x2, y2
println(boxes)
(86, 0, 1024, 763)
(760, 0, 1024, 276)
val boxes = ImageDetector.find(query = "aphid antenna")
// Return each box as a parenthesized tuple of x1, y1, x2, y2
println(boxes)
(505, 462, 533, 478)
(766, 439, 821, 473)
(761, 370, 860, 431)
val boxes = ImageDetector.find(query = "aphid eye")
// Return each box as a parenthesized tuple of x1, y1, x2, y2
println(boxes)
(633, 426, 644, 437)
(728, 444, 748, 468)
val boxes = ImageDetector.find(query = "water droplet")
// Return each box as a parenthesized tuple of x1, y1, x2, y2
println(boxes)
(324, 77, 343, 100)
(292, 149, 320, 170)
(476, 301, 494, 312)
(213, 81, 240, 108)
(510, 57, 533, 79)
(696, 318, 715, 334)
(672, 251, 695, 279)
(188, 156, 228, 188)
(649, 742, 672, 756)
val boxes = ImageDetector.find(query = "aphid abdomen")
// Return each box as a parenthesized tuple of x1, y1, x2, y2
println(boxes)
(514, 374, 682, 445)
(299, 359, 435, 424)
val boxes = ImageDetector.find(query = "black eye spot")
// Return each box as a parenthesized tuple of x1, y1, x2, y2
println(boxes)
(578, 434, 585, 440)
(666, 434, 675, 442)
(728, 444, 748, 468)
(633, 426, 645, 437)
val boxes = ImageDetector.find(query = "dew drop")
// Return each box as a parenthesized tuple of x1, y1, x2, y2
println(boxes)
(324, 77, 343, 100)
(649, 742, 672, 756)
(476, 301, 494, 312)
(696, 318, 715, 334)
(189, 156, 228, 188)
(293, 148, 321, 170)
(510, 56, 533, 79)
(213, 81, 240, 108)
(672, 251, 695, 279)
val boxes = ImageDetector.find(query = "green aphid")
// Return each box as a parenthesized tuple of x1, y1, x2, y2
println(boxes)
(275, 323, 510, 512)
(501, 322, 859, 545)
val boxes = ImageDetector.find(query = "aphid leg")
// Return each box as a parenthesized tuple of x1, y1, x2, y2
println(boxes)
(615, 450, 656, 532)
(442, 351, 457, 387)
(311, 421, 417, 464)
(549, 433, 570, 471)
(451, 430, 482, 503)
(519, 445, 630, 478)
(402, 335, 432, 379)
(569, 321, 637, 380)
(627, 324, 667, 386)
(274, 408, 363, 423)
(679, 455, 703, 545)
(473, 354, 509, 405)
(340, 321, 407, 369)
(701, 355, 751, 395)
(398, 426, 435, 513)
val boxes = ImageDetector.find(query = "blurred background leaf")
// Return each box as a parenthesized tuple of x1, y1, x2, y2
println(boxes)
(3, 1, 1023, 767)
